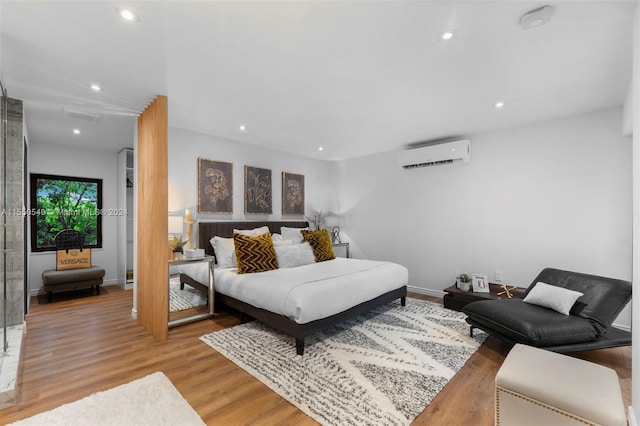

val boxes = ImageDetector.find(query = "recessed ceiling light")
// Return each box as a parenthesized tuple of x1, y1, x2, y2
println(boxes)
(116, 8, 139, 23)
(495, 101, 505, 109)
(439, 30, 456, 41)
(239, 125, 246, 132)
(90, 84, 101, 92)
(73, 129, 81, 135)
(318, 147, 324, 152)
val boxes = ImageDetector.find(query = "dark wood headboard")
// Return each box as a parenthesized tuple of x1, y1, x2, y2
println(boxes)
(198, 221, 309, 256)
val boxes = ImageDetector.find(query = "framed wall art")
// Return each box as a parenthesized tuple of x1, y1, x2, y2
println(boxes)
(244, 165, 272, 214)
(282, 172, 305, 216)
(198, 158, 233, 214)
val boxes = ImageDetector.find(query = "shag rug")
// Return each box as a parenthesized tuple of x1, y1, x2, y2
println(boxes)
(200, 298, 486, 426)
(9, 372, 204, 426)
(169, 276, 207, 313)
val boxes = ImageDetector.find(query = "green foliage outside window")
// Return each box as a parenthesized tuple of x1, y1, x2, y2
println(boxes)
(30, 174, 102, 252)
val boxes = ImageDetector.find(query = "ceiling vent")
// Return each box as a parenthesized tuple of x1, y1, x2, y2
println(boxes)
(399, 139, 471, 169)
(61, 107, 102, 123)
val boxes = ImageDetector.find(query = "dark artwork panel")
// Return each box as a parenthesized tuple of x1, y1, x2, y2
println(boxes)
(245, 166, 272, 214)
(198, 158, 233, 214)
(282, 172, 304, 216)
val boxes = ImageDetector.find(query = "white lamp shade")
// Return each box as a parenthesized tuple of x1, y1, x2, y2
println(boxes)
(168, 216, 183, 235)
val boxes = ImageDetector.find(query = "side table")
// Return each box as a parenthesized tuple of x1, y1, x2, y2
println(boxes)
(332, 242, 350, 258)
(443, 282, 526, 312)
(168, 255, 214, 328)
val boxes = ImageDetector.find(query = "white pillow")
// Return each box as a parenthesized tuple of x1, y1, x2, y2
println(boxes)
(272, 233, 283, 242)
(275, 242, 316, 268)
(233, 226, 270, 237)
(210, 236, 236, 269)
(281, 226, 309, 244)
(273, 239, 294, 247)
(523, 282, 584, 315)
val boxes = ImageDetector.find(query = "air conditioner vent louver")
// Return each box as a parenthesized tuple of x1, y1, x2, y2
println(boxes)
(399, 140, 470, 169)
(61, 107, 102, 123)
(403, 159, 456, 169)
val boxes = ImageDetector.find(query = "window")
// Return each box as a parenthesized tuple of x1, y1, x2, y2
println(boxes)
(29, 173, 102, 252)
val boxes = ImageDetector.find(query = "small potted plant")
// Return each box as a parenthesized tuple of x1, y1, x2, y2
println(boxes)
(457, 273, 472, 292)
(168, 235, 188, 259)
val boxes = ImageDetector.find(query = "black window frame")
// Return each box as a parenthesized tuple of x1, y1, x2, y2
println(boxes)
(29, 173, 103, 252)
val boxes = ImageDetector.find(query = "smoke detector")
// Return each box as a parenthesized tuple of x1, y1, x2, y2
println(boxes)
(520, 5, 554, 30)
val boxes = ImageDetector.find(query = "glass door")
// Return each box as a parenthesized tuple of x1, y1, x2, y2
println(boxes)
(1, 80, 7, 352)
(1, 81, 25, 354)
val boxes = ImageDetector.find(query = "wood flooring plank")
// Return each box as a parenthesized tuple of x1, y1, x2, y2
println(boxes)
(0, 287, 631, 425)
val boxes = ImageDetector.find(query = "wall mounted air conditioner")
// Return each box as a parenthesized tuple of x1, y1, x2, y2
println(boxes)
(398, 139, 471, 169)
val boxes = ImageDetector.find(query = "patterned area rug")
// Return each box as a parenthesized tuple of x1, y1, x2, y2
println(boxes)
(169, 276, 207, 313)
(200, 298, 486, 426)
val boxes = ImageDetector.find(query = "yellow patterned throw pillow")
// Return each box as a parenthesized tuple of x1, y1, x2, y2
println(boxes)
(301, 229, 336, 262)
(233, 232, 279, 274)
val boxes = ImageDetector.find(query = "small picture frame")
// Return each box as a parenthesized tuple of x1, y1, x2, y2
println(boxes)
(472, 273, 490, 293)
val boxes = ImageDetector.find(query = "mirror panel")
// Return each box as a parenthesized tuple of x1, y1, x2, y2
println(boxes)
(168, 256, 214, 327)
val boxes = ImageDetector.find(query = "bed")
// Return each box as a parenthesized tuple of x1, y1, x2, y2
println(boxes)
(191, 221, 408, 355)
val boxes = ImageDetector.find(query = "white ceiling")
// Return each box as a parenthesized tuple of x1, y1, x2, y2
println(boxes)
(0, 1, 635, 160)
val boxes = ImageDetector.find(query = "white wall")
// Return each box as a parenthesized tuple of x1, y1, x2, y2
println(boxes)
(334, 107, 632, 328)
(28, 142, 119, 293)
(168, 126, 334, 247)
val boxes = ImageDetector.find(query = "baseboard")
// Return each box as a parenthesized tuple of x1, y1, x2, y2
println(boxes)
(407, 285, 445, 299)
(131, 308, 137, 319)
(629, 406, 637, 426)
(612, 323, 631, 332)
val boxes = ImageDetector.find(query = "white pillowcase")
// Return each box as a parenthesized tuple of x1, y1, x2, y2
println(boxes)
(281, 226, 309, 244)
(233, 226, 270, 237)
(210, 236, 236, 269)
(275, 242, 316, 268)
(523, 282, 584, 316)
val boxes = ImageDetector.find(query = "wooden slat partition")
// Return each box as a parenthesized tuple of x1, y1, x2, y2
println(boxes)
(137, 95, 168, 341)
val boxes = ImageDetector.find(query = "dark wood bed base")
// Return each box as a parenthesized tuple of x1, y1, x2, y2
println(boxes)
(198, 221, 408, 355)
(217, 287, 407, 355)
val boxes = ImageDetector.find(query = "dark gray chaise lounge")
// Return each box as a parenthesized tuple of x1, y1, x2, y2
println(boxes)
(463, 268, 631, 352)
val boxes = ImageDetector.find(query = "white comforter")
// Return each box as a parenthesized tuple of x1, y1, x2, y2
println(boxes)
(212, 257, 408, 324)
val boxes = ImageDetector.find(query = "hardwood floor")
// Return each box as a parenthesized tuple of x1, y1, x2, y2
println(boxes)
(0, 287, 631, 425)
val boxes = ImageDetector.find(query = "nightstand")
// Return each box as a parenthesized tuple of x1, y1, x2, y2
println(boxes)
(443, 283, 526, 312)
(332, 242, 350, 258)
(168, 255, 214, 328)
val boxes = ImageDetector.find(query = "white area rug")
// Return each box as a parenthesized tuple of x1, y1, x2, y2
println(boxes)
(9, 372, 204, 426)
(169, 276, 207, 313)
(200, 298, 486, 426)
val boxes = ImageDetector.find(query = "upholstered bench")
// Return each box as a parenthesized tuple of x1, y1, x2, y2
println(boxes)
(496, 344, 626, 425)
(42, 266, 105, 302)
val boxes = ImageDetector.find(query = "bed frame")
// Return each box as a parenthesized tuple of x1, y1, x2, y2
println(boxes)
(198, 221, 407, 355)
